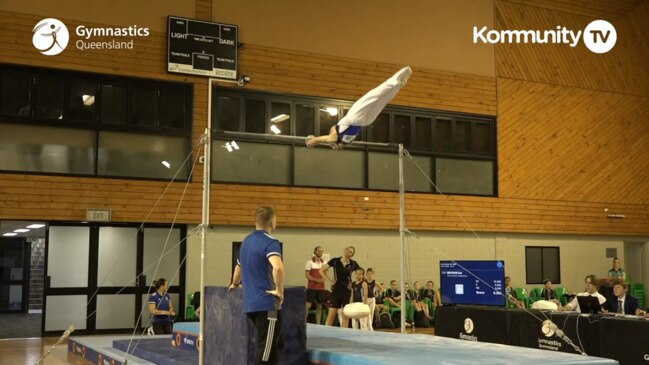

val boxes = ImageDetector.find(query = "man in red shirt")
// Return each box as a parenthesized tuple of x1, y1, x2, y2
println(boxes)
(305, 246, 329, 324)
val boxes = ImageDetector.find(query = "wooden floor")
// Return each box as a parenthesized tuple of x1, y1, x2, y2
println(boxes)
(2, 326, 434, 364)
(0, 337, 91, 365)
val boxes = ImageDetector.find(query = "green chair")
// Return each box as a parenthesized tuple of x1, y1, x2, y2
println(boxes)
(185, 292, 197, 321)
(385, 299, 413, 322)
(505, 292, 518, 308)
(514, 288, 532, 309)
(529, 288, 543, 303)
(555, 287, 568, 306)
(632, 283, 645, 308)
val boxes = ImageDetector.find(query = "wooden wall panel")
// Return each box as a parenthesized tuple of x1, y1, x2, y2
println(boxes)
(2, 175, 648, 235)
(503, 0, 644, 20)
(495, 0, 649, 97)
(497, 78, 649, 203)
(195, 0, 212, 21)
(237, 44, 497, 116)
(1, 7, 648, 236)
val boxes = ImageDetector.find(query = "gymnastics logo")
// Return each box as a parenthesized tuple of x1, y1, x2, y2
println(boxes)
(541, 320, 555, 337)
(463, 318, 474, 334)
(473, 19, 617, 54)
(32, 18, 69, 56)
(459, 317, 478, 341)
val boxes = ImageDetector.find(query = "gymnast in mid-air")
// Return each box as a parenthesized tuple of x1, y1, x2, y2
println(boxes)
(306, 66, 412, 149)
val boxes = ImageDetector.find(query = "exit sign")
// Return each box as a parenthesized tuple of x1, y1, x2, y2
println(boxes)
(86, 209, 111, 222)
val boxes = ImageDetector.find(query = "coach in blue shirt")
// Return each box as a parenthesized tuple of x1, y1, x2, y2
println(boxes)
(230, 206, 285, 365)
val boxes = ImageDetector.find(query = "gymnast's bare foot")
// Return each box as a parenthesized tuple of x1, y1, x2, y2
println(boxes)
(396, 66, 412, 84)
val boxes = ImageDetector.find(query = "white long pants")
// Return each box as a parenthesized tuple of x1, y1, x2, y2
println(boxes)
(367, 297, 376, 331)
(337, 66, 412, 130)
(351, 314, 370, 331)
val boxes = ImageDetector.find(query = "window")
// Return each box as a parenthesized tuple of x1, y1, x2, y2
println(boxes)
(454, 121, 472, 152)
(393, 114, 411, 146)
(215, 96, 240, 131)
(270, 102, 291, 135)
(525, 246, 560, 284)
(129, 84, 156, 127)
(34, 74, 64, 119)
(159, 86, 187, 129)
(100, 84, 127, 125)
(97, 132, 186, 179)
(474, 122, 493, 154)
(294, 147, 365, 188)
(213, 140, 291, 185)
(1, 70, 31, 116)
(413, 116, 432, 149)
(295, 104, 314, 137)
(210, 86, 497, 195)
(0, 65, 192, 180)
(244, 99, 265, 134)
(435, 157, 494, 196)
(434, 118, 452, 151)
(69, 79, 97, 122)
(368, 113, 389, 143)
(0, 123, 95, 174)
(318, 105, 339, 136)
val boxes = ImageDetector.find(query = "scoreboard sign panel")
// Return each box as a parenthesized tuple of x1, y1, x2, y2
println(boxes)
(167, 16, 238, 79)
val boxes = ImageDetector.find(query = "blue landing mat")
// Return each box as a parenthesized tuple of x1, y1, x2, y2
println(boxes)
(173, 322, 199, 334)
(114, 339, 197, 365)
(306, 324, 618, 365)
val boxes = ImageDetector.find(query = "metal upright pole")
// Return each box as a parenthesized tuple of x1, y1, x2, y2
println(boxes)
(398, 144, 406, 334)
(198, 79, 214, 365)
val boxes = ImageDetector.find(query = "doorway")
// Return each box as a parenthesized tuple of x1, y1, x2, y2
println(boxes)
(0, 220, 46, 339)
(43, 223, 186, 336)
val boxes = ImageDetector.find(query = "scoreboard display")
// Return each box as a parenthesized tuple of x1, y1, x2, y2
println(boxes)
(167, 16, 238, 79)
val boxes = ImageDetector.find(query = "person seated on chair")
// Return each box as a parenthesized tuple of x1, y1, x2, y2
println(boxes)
(411, 281, 430, 320)
(386, 280, 402, 307)
(602, 280, 646, 315)
(540, 279, 560, 305)
(148, 278, 176, 334)
(560, 275, 606, 312)
(374, 283, 389, 315)
(504, 276, 525, 308)
(420, 281, 442, 307)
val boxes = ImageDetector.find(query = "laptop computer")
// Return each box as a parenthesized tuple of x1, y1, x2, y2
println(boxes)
(577, 295, 602, 314)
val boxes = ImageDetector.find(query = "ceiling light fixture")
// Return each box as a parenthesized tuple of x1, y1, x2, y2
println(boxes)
(14, 229, 30, 233)
(82, 94, 95, 106)
(161, 161, 171, 169)
(224, 140, 240, 152)
(324, 107, 338, 116)
(26, 224, 45, 229)
(2, 233, 17, 237)
(270, 125, 281, 134)
(271, 114, 290, 123)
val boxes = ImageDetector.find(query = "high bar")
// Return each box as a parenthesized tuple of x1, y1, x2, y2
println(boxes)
(218, 130, 395, 147)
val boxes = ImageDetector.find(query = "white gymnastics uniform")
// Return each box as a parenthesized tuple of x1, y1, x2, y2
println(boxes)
(336, 66, 412, 144)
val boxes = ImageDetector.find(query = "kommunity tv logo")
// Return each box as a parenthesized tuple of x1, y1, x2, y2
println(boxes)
(473, 19, 617, 54)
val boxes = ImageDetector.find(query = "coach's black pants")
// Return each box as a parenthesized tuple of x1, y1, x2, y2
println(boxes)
(247, 310, 284, 364)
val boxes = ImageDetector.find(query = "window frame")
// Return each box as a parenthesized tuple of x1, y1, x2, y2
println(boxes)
(0, 64, 194, 181)
(525, 246, 561, 285)
(211, 86, 498, 197)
